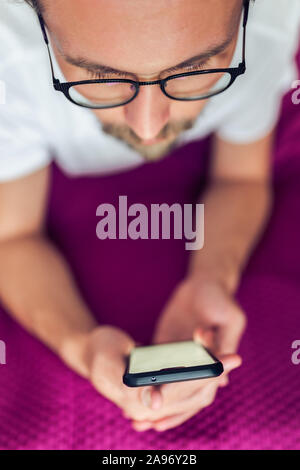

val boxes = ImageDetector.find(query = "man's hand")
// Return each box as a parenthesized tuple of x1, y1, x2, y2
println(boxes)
(152, 276, 246, 354)
(131, 276, 246, 431)
(85, 325, 181, 422)
(84, 325, 241, 433)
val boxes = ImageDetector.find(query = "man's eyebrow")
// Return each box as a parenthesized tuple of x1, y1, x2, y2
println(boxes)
(62, 34, 234, 77)
(165, 35, 235, 73)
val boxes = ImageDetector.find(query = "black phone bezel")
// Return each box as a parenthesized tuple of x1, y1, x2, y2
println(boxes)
(122, 343, 224, 387)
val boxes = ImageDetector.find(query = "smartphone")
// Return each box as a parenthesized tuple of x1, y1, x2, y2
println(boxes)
(123, 340, 223, 387)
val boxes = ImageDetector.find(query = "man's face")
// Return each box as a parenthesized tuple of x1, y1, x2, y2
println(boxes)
(43, 0, 242, 160)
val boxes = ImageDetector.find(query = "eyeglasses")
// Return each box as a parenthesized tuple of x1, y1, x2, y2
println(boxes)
(38, 0, 250, 110)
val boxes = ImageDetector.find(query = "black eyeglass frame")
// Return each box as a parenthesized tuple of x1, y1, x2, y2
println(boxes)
(37, 0, 250, 109)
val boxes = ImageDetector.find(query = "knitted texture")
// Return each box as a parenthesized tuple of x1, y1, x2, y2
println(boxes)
(0, 51, 300, 451)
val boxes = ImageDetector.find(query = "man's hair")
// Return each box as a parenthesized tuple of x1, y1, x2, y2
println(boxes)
(24, 0, 42, 13)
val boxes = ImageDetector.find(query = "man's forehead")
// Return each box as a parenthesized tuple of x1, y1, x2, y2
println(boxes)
(46, 0, 242, 76)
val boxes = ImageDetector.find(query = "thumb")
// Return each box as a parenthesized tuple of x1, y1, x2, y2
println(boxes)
(140, 386, 163, 410)
(214, 304, 247, 356)
(217, 354, 242, 387)
(193, 329, 242, 373)
(193, 327, 214, 349)
(220, 353, 242, 374)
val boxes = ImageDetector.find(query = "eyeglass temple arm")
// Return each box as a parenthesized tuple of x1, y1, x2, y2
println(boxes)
(242, 0, 250, 63)
(38, 14, 60, 86)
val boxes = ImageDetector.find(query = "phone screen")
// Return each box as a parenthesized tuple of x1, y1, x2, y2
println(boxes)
(128, 340, 217, 374)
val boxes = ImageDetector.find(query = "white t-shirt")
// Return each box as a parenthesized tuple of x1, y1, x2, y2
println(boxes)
(0, 0, 299, 181)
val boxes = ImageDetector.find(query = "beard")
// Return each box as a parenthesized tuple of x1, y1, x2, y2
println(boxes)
(101, 118, 197, 161)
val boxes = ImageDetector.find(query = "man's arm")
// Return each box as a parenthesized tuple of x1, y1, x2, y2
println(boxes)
(153, 131, 274, 348)
(189, 131, 274, 293)
(141, 131, 274, 432)
(0, 167, 97, 377)
(0, 166, 181, 425)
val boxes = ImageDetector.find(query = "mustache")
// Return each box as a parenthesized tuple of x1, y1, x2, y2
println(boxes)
(101, 119, 196, 145)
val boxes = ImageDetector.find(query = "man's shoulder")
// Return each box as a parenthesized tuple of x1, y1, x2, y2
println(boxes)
(250, 0, 300, 39)
(0, 0, 58, 116)
(0, 0, 43, 69)
(246, 0, 300, 77)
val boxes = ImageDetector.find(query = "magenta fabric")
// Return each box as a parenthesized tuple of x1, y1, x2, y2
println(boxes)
(0, 54, 300, 450)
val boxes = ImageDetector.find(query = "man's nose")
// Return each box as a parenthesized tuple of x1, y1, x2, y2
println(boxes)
(123, 83, 171, 141)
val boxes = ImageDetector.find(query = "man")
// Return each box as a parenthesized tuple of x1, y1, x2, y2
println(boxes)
(0, 0, 299, 434)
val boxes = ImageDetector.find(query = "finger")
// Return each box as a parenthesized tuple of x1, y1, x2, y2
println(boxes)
(123, 384, 163, 421)
(92, 353, 129, 407)
(153, 408, 198, 432)
(160, 372, 219, 404)
(219, 374, 229, 387)
(154, 380, 216, 418)
(184, 379, 219, 405)
(123, 384, 171, 422)
(132, 380, 218, 426)
(159, 353, 241, 406)
(132, 354, 241, 421)
(214, 354, 241, 387)
(140, 386, 163, 410)
(124, 391, 159, 421)
(193, 325, 241, 389)
(221, 353, 242, 374)
(215, 304, 247, 355)
(131, 409, 194, 433)
(139, 387, 151, 408)
(131, 355, 241, 423)
(150, 387, 163, 410)
(152, 383, 219, 430)
(132, 420, 154, 432)
(122, 410, 131, 419)
(193, 327, 214, 349)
